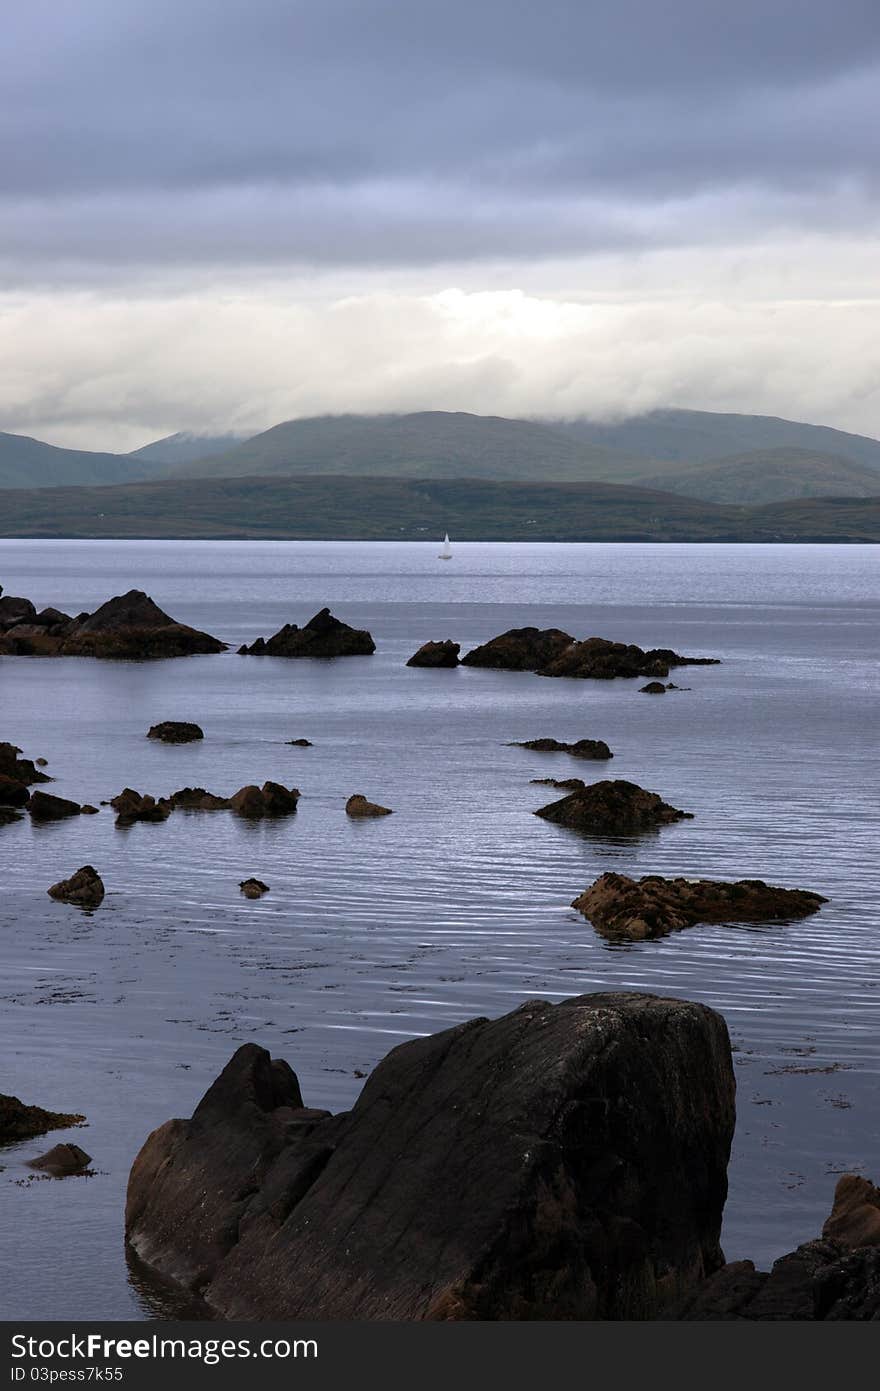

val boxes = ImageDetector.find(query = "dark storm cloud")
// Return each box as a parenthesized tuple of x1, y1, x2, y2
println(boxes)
(2, 0, 879, 273)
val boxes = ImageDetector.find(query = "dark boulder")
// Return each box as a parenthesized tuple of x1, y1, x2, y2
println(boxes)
(406, 640, 461, 668)
(147, 721, 204, 744)
(512, 737, 613, 760)
(125, 992, 735, 1320)
(0, 741, 51, 785)
(40, 590, 228, 659)
(535, 779, 692, 836)
(47, 865, 105, 909)
(27, 1143, 92, 1176)
(240, 878, 270, 899)
(539, 637, 720, 681)
(530, 777, 586, 791)
(239, 608, 375, 658)
(229, 783, 300, 818)
(0, 775, 29, 807)
(571, 873, 827, 941)
(286, 738, 313, 747)
(461, 626, 574, 672)
(640, 682, 668, 695)
(345, 794, 393, 818)
(167, 787, 232, 811)
(27, 790, 84, 821)
(110, 788, 172, 826)
(0, 595, 36, 630)
(0, 1094, 85, 1145)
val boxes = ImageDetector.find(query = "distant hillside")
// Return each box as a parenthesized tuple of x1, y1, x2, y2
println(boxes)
(555, 408, 880, 475)
(168, 411, 650, 484)
(0, 431, 162, 490)
(0, 473, 876, 541)
(637, 448, 880, 505)
(130, 430, 251, 467)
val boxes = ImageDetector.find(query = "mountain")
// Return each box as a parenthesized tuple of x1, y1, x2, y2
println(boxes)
(636, 448, 880, 505)
(554, 408, 880, 475)
(0, 473, 877, 542)
(130, 431, 252, 467)
(0, 430, 164, 490)
(167, 411, 650, 484)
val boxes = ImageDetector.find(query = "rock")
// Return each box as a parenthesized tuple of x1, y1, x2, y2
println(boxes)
(822, 1175, 880, 1249)
(27, 790, 84, 821)
(34, 607, 73, 631)
(110, 788, 172, 826)
(27, 1143, 92, 1176)
(0, 775, 29, 807)
(512, 737, 613, 760)
(461, 626, 574, 671)
(0, 595, 37, 630)
(47, 865, 105, 909)
(539, 637, 720, 681)
(535, 779, 692, 836)
(239, 608, 375, 658)
(80, 804, 99, 815)
(35, 757, 48, 767)
(0, 1094, 85, 1144)
(286, 738, 313, 747)
(240, 879, 270, 899)
(571, 873, 827, 942)
(406, 640, 461, 668)
(167, 787, 232, 811)
(125, 992, 735, 1320)
(229, 783, 300, 818)
(530, 777, 586, 790)
(1, 590, 226, 659)
(345, 794, 393, 817)
(0, 741, 51, 785)
(640, 681, 668, 694)
(147, 721, 205, 743)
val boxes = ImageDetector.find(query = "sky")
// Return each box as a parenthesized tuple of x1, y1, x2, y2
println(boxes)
(2, 0, 879, 452)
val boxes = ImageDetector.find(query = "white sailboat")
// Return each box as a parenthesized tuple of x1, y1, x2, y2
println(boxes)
(438, 533, 452, 560)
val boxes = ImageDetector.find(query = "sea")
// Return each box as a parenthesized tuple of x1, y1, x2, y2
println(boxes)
(0, 539, 877, 1319)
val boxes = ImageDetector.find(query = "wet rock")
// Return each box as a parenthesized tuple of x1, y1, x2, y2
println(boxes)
(406, 640, 461, 668)
(0, 595, 37, 630)
(640, 681, 668, 694)
(0, 1094, 85, 1144)
(286, 738, 313, 747)
(539, 637, 720, 681)
(530, 777, 586, 790)
(47, 865, 105, 909)
(80, 804, 99, 815)
(229, 783, 300, 818)
(535, 779, 692, 836)
(461, 626, 575, 671)
(2, 590, 226, 658)
(0, 775, 29, 807)
(148, 721, 205, 743)
(35, 758, 48, 767)
(239, 608, 375, 658)
(512, 737, 613, 760)
(571, 873, 827, 941)
(167, 787, 232, 811)
(0, 741, 52, 785)
(345, 794, 393, 817)
(27, 790, 84, 821)
(125, 992, 735, 1320)
(110, 788, 172, 826)
(27, 1143, 92, 1176)
(822, 1175, 880, 1249)
(240, 878, 270, 899)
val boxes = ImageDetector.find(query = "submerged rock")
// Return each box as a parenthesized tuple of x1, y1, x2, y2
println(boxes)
(167, 787, 232, 811)
(47, 865, 105, 909)
(461, 626, 574, 672)
(640, 681, 668, 694)
(512, 737, 613, 760)
(345, 794, 393, 818)
(239, 608, 375, 658)
(110, 788, 172, 826)
(406, 640, 461, 668)
(530, 777, 586, 790)
(286, 738, 313, 747)
(240, 878, 270, 899)
(571, 872, 827, 941)
(27, 1143, 92, 1176)
(125, 992, 735, 1320)
(27, 791, 86, 821)
(535, 779, 692, 835)
(229, 783, 300, 818)
(0, 1094, 85, 1145)
(147, 721, 205, 743)
(2, 590, 226, 659)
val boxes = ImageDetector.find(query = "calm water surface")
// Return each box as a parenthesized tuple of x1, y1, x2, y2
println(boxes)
(0, 540, 877, 1318)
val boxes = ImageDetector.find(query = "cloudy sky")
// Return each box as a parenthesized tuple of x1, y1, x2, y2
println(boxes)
(2, 0, 879, 451)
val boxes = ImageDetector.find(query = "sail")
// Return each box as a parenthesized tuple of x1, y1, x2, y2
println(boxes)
(438, 533, 452, 559)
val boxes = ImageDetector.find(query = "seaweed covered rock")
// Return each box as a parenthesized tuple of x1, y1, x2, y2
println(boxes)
(110, 788, 172, 826)
(539, 637, 719, 681)
(2, 590, 225, 658)
(461, 626, 574, 672)
(148, 722, 204, 744)
(512, 737, 613, 760)
(535, 780, 692, 836)
(406, 640, 461, 668)
(125, 992, 735, 1320)
(167, 787, 232, 811)
(239, 608, 375, 658)
(571, 873, 827, 941)
(0, 742, 52, 786)
(240, 878, 270, 899)
(0, 1094, 85, 1145)
(47, 865, 105, 909)
(229, 783, 300, 818)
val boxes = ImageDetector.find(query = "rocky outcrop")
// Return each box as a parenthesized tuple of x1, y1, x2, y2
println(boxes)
(0, 1094, 85, 1145)
(239, 608, 375, 658)
(672, 1175, 880, 1320)
(27, 790, 87, 821)
(571, 873, 827, 941)
(229, 783, 300, 818)
(345, 794, 393, 817)
(0, 741, 52, 786)
(111, 788, 172, 826)
(27, 1143, 92, 1176)
(148, 721, 204, 743)
(535, 780, 692, 835)
(640, 681, 668, 694)
(512, 737, 613, 760)
(539, 637, 719, 681)
(167, 787, 232, 811)
(0, 775, 30, 807)
(1, 590, 225, 659)
(461, 626, 574, 671)
(125, 992, 735, 1320)
(47, 865, 105, 909)
(240, 878, 270, 899)
(406, 640, 461, 668)
(531, 777, 586, 791)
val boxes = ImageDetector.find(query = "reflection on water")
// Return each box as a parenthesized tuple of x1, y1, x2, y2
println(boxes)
(0, 541, 878, 1319)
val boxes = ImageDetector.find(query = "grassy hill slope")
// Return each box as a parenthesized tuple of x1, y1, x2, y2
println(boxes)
(0, 431, 163, 490)
(636, 448, 880, 504)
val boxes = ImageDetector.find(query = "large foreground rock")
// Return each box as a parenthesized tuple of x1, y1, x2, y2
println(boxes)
(535, 780, 692, 835)
(572, 873, 827, 941)
(0, 1094, 85, 1144)
(47, 865, 105, 909)
(406, 640, 461, 668)
(512, 737, 613, 760)
(125, 992, 735, 1320)
(239, 608, 375, 658)
(1, 590, 225, 658)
